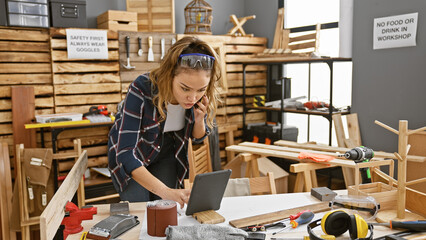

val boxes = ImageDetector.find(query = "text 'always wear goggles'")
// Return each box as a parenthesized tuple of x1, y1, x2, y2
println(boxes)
(178, 53, 215, 69)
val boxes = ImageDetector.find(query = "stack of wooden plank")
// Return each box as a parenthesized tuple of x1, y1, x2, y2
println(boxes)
(0, 27, 53, 158)
(221, 36, 267, 164)
(224, 36, 268, 129)
(49, 28, 121, 172)
(50, 28, 121, 114)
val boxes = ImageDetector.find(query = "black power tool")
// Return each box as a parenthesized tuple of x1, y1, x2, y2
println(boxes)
(339, 146, 374, 184)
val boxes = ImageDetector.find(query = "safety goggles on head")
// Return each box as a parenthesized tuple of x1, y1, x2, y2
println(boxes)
(178, 53, 215, 69)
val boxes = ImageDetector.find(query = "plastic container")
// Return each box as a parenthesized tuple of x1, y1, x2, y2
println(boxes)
(35, 112, 83, 123)
(11, 0, 47, 3)
(8, 1, 48, 15)
(8, 13, 48, 27)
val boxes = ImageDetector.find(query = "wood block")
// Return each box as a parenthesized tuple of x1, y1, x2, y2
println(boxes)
(193, 210, 225, 224)
(311, 187, 337, 201)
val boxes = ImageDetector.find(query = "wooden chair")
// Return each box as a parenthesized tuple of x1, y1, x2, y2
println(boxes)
(283, 23, 320, 54)
(15, 139, 84, 240)
(184, 172, 277, 196)
(246, 172, 277, 195)
(187, 138, 213, 182)
(0, 142, 17, 240)
(270, 8, 321, 54)
(40, 150, 88, 240)
(218, 124, 239, 164)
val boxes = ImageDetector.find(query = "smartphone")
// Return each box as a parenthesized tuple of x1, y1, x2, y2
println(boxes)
(194, 96, 204, 109)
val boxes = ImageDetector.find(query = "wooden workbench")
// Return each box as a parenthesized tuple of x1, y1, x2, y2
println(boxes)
(68, 191, 425, 240)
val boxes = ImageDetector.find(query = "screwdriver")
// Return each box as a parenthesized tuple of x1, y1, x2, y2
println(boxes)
(290, 210, 310, 220)
(272, 211, 315, 235)
(371, 220, 426, 231)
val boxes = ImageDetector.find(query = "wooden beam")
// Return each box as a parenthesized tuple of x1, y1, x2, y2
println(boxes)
(397, 120, 408, 219)
(375, 120, 399, 135)
(0, 142, 17, 240)
(272, 8, 284, 49)
(229, 202, 329, 228)
(12, 86, 37, 151)
(408, 126, 426, 136)
(40, 150, 88, 240)
(332, 113, 346, 147)
(346, 113, 362, 146)
(274, 140, 426, 163)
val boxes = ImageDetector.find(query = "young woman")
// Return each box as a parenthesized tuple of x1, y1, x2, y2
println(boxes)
(108, 36, 221, 208)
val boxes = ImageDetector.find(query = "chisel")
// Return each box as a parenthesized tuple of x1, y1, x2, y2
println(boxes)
(371, 220, 426, 231)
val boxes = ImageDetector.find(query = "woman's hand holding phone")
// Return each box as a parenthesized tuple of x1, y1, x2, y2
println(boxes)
(194, 95, 208, 123)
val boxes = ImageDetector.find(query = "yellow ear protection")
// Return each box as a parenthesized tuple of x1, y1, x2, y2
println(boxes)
(307, 210, 373, 240)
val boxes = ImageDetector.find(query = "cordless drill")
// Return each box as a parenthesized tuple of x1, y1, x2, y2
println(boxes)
(339, 146, 374, 184)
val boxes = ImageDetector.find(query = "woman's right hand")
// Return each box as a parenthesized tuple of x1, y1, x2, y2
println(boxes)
(160, 188, 191, 209)
(131, 166, 191, 208)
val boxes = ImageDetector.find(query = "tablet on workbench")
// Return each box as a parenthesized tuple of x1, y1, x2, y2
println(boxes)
(185, 169, 232, 216)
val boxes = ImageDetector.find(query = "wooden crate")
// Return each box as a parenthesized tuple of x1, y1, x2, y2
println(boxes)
(97, 10, 138, 32)
(126, 0, 175, 33)
(348, 182, 398, 210)
(0, 27, 54, 157)
(118, 31, 176, 98)
(223, 36, 267, 163)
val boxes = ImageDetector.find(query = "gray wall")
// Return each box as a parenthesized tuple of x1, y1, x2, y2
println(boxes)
(244, 0, 277, 48)
(85, 0, 277, 47)
(352, 0, 426, 153)
(86, 0, 126, 28)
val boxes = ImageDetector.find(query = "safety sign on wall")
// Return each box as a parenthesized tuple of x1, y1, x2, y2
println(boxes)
(373, 12, 418, 50)
(66, 29, 108, 59)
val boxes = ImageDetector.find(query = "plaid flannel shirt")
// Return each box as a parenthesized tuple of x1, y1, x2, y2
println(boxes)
(108, 73, 210, 192)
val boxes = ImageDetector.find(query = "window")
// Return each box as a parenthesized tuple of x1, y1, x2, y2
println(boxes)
(284, 0, 352, 145)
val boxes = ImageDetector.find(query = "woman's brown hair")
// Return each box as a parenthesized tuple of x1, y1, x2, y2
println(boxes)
(149, 36, 221, 128)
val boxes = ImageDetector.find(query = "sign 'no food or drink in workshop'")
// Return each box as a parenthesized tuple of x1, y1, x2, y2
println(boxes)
(373, 12, 418, 50)
(66, 29, 108, 59)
